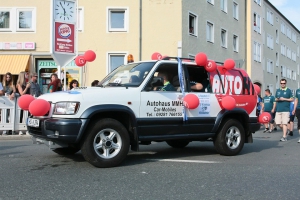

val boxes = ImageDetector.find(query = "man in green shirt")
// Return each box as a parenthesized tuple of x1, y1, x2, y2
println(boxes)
(156, 72, 176, 91)
(261, 89, 276, 133)
(292, 88, 300, 143)
(275, 79, 294, 142)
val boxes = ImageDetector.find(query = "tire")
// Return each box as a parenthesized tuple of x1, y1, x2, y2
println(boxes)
(81, 118, 130, 168)
(52, 147, 80, 155)
(166, 140, 190, 148)
(213, 119, 245, 156)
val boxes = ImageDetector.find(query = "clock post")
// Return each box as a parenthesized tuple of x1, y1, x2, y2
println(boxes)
(50, 0, 77, 90)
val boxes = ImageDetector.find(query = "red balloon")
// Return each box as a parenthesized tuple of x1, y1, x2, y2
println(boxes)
(224, 59, 235, 70)
(183, 94, 200, 109)
(29, 99, 51, 116)
(205, 60, 217, 72)
(258, 112, 272, 123)
(222, 96, 236, 110)
(84, 50, 96, 62)
(254, 84, 261, 94)
(151, 52, 162, 60)
(195, 52, 208, 66)
(75, 56, 86, 67)
(18, 95, 35, 110)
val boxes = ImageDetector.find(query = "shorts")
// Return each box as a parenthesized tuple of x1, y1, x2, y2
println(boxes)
(265, 111, 275, 123)
(275, 112, 290, 125)
(288, 115, 295, 123)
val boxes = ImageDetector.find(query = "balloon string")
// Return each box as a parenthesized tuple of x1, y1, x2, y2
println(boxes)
(177, 57, 187, 121)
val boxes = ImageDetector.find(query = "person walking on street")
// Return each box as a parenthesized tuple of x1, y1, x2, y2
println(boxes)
(292, 88, 300, 143)
(261, 89, 276, 133)
(287, 99, 295, 136)
(275, 79, 294, 142)
(29, 72, 41, 97)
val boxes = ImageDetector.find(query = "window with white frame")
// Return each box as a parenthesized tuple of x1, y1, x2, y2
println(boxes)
(207, 0, 214, 5)
(189, 12, 197, 36)
(77, 7, 84, 31)
(17, 8, 35, 31)
(281, 66, 287, 77)
(108, 53, 126, 73)
(281, 44, 286, 56)
(287, 68, 292, 79)
(206, 21, 214, 43)
(287, 47, 291, 59)
(233, 35, 238, 52)
(0, 10, 11, 30)
(253, 13, 261, 33)
(0, 8, 36, 32)
(287, 27, 291, 39)
(220, 0, 227, 12)
(233, 2, 238, 20)
(257, 0, 261, 6)
(221, 29, 227, 48)
(276, 29, 279, 44)
(292, 51, 296, 61)
(292, 32, 296, 42)
(108, 8, 128, 32)
(298, 46, 300, 57)
(268, 84, 274, 95)
(281, 22, 285, 34)
(267, 10, 273, 25)
(254, 41, 261, 62)
(267, 34, 274, 49)
(276, 52, 279, 66)
(267, 59, 274, 73)
(292, 70, 297, 80)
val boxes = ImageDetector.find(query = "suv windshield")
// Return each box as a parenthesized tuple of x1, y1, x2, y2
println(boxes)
(100, 62, 155, 87)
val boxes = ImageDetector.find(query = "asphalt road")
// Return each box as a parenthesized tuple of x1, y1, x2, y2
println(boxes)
(0, 128, 300, 200)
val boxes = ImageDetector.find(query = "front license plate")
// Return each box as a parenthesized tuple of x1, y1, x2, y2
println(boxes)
(27, 118, 39, 128)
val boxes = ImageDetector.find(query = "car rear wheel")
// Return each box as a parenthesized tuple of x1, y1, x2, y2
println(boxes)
(166, 140, 190, 148)
(213, 119, 245, 156)
(81, 118, 130, 168)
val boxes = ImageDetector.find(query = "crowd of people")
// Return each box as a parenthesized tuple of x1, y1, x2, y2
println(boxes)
(259, 78, 300, 143)
(0, 71, 80, 135)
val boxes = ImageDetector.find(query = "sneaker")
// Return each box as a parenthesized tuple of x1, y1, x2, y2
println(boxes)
(2, 131, 7, 135)
(263, 128, 269, 133)
(19, 131, 24, 135)
(274, 127, 277, 131)
(298, 139, 300, 143)
(288, 131, 293, 136)
(26, 131, 30, 136)
(280, 137, 287, 142)
(268, 129, 273, 133)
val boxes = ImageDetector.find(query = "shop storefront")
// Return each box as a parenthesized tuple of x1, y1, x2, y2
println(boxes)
(36, 59, 82, 93)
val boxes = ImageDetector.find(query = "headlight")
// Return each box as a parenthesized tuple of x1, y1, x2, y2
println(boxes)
(53, 102, 80, 115)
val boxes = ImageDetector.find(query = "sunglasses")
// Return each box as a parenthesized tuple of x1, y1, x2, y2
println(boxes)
(280, 82, 286, 84)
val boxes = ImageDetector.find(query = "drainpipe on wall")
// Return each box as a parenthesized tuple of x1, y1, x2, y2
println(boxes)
(139, 0, 142, 61)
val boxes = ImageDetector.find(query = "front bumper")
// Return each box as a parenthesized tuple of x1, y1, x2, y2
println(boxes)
(27, 117, 87, 144)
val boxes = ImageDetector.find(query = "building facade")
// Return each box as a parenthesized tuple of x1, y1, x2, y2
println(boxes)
(0, 0, 298, 93)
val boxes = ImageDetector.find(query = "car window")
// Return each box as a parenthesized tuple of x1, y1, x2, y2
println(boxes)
(144, 63, 185, 92)
(186, 65, 210, 93)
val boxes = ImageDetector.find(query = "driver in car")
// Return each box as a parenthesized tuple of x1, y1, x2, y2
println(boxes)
(155, 72, 176, 91)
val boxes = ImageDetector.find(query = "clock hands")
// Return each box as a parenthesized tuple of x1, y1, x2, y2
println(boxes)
(59, 2, 66, 16)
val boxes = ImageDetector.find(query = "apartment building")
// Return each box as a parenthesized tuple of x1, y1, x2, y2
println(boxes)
(249, 0, 300, 94)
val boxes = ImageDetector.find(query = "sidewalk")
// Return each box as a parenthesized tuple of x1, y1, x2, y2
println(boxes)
(0, 134, 31, 140)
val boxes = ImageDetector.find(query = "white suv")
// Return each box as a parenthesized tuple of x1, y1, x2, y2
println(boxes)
(28, 58, 260, 168)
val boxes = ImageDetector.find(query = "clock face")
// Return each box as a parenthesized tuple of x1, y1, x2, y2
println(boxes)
(55, 0, 75, 22)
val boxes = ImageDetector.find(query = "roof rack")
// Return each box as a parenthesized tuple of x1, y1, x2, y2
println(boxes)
(161, 56, 224, 65)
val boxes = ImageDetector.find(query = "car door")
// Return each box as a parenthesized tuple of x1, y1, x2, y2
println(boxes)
(138, 62, 187, 140)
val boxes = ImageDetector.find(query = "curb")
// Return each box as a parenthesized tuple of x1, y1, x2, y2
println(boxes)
(0, 135, 31, 141)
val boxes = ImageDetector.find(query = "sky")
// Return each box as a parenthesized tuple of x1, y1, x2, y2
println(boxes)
(269, 0, 300, 31)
